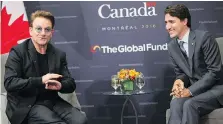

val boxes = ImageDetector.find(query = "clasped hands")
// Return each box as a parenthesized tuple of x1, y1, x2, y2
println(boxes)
(170, 79, 191, 98)
(42, 73, 62, 90)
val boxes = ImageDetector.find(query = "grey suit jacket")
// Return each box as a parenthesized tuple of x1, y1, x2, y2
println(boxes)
(168, 30, 223, 105)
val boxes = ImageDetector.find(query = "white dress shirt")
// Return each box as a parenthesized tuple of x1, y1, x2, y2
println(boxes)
(177, 29, 190, 57)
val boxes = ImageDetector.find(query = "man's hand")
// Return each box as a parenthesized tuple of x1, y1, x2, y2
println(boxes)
(180, 88, 191, 97)
(45, 80, 62, 90)
(170, 79, 184, 98)
(42, 73, 62, 84)
(42, 73, 62, 90)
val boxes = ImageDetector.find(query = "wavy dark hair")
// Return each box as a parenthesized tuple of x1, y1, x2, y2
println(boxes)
(164, 4, 191, 28)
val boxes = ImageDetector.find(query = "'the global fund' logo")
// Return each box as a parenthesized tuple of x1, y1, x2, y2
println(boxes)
(91, 45, 101, 53)
(91, 43, 168, 53)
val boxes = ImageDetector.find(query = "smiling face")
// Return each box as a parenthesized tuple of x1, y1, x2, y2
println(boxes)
(29, 17, 53, 46)
(165, 13, 188, 39)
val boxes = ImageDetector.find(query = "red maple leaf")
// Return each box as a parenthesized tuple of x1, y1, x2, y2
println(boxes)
(1, 7, 30, 54)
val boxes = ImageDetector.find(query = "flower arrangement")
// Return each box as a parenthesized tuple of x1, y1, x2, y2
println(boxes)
(116, 69, 141, 91)
(118, 69, 140, 81)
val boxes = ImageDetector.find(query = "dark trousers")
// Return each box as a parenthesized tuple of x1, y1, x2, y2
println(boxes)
(27, 100, 87, 124)
(168, 90, 221, 124)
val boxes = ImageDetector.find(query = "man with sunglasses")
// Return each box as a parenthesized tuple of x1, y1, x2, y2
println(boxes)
(4, 10, 87, 124)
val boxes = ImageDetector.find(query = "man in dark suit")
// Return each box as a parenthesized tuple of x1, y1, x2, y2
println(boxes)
(165, 4, 223, 124)
(4, 10, 87, 124)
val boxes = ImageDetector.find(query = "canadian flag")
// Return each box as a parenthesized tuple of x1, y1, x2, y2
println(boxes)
(1, 1, 30, 91)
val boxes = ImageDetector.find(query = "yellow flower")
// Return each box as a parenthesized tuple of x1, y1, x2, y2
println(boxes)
(135, 72, 140, 77)
(119, 74, 125, 79)
(129, 71, 135, 77)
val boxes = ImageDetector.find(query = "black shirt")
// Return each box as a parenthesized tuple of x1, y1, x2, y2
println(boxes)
(36, 51, 57, 109)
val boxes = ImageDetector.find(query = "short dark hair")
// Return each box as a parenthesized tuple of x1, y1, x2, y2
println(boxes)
(164, 4, 191, 28)
(30, 10, 55, 28)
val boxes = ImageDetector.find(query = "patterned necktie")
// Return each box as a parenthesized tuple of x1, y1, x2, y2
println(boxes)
(179, 41, 187, 57)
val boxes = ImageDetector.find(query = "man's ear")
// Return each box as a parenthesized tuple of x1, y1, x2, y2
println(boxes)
(183, 18, 188, 26)
(51, 29, 55, 34)
(29, 27, 33, 36)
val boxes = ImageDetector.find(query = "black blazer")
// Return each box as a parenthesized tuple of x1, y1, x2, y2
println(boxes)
(168, 30, 223, 104)
(4, 39, 76, 124)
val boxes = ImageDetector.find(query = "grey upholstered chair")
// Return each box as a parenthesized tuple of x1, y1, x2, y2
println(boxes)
(166, 37, 223, 124)
(1, 92, 83, 124)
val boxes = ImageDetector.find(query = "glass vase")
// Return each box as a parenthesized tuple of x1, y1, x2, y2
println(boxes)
(120, 80, 134, 93)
